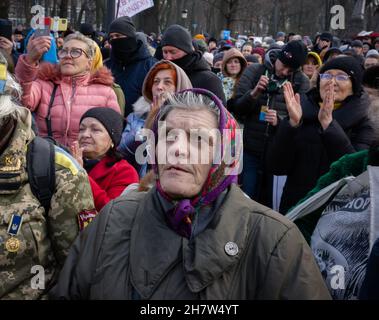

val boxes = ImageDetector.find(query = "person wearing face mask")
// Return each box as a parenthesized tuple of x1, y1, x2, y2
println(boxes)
(105, 16, 157, 117)
(211, 51, 224, 74)
(161, 24, 226, 105)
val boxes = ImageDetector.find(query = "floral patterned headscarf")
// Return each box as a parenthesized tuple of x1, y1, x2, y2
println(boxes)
(152, 88, 242, 238)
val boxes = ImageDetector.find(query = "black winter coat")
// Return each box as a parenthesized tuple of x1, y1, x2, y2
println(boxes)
(267, 89, 374, 213)
(105, 41, 157, 117)
(228, 49, 310, 157)
(171, 51, 226, 105)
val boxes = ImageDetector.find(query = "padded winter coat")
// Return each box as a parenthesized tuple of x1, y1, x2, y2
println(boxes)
(15, 55, 120, 147)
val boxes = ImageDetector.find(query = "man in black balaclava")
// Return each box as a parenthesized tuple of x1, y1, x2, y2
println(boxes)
(105, 16, 157, 117)
(161, 24, 226, 104)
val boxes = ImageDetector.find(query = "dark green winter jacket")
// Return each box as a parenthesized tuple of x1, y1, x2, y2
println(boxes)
(51, 184, 330, 300)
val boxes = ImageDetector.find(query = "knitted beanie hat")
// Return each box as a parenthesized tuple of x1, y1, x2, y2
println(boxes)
(80, 107, 124, 146)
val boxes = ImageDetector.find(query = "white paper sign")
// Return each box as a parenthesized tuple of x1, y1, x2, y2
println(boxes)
(117, 0, 154, 18)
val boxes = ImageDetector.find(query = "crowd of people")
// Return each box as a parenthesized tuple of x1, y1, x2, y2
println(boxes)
(1, 15, 379, 300)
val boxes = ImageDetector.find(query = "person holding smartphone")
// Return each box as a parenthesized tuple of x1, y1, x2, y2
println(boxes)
(0, 18, 19, 69)
(15, 32, 121, 148)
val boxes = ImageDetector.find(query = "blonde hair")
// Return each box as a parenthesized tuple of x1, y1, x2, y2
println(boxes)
(64, 32, 96, 59)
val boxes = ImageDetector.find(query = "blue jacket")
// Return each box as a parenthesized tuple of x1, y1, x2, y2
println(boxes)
(24, 29, 58, 64)
(118, 96, 151, 177)
(105, 42, 156, 117)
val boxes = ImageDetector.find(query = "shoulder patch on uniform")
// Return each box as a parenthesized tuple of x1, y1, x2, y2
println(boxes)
(54, 146, 83, 176)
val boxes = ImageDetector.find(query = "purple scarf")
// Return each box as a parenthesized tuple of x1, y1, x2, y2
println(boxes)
(153, 88, 241, 238)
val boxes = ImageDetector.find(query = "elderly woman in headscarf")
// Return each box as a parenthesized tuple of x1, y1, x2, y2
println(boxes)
(15, 32, 121, 148)
(52, 89, 330, 300)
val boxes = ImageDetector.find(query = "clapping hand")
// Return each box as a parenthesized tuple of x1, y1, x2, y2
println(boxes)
(71, 141, 84, 167)
(319, 82, 334, 130)
(283, 82, 302, 127)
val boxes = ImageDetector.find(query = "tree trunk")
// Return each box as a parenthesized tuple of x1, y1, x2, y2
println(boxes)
(0, 0, 10, 19)
(135, 2, 160, 34)
(77, 0, 88, 27)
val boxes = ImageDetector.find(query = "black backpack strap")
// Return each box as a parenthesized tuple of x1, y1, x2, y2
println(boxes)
(45, 84, 58, 138)
(27, 136, 56, 214)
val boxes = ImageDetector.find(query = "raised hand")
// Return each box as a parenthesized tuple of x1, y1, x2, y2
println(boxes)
(26, 34, 51, 65)
(250, 75, 269, 99)
(0, 36, 14, 56)
(152, 92, 168, 111)
(319, 82, 334, 130)
(283, 82, 302, 127)
(70, 141, 84, 167)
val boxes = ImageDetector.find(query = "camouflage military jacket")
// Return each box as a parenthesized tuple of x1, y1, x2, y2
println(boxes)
(0, 108, 96, 299)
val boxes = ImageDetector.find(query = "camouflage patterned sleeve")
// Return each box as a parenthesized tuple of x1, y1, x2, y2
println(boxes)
(48, 156, 96, 267)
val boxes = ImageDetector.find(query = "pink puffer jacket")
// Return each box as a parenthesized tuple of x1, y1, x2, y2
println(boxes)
(15, 55, 121, 148)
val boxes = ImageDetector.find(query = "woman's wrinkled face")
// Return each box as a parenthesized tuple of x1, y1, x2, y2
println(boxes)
(60, 39, 92, 76)
(226, 58, 241, 77)
(320, 69, 353, 102)
(157, 108, 218, 199)
(151, 69, 176, 99)
(79, 117, 112, 159)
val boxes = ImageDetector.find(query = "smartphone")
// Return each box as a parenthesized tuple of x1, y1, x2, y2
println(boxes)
(34, 17, 51, 37)
(50, 17, 68, 32)
(34, 27, 50, 37)
(0, 19, 13, 41)
(57, 18, 68, 32)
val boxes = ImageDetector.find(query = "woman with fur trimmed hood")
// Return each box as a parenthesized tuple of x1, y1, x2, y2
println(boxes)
(15, 32, 121, 148)
(118, 60, 192, 177)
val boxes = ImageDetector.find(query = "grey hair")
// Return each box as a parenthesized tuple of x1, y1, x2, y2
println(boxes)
(64, 32, 96, 59)
(157, 91, 220, 123)
(0, 52, 22, 121)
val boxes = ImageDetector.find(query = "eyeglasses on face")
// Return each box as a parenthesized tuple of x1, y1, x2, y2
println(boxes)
(319, 73, 350, 82)
(58, 48, 89, 59)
